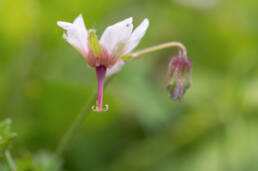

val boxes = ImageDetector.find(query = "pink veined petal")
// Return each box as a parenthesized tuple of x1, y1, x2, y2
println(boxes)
(106, 60, 125, 76)
(57, 14, 88, 55)
(123, 18, 149, 55)
(100, 17, 133, 55)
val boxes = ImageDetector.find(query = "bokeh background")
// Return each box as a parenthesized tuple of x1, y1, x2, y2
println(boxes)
(0, 0, 258, 170)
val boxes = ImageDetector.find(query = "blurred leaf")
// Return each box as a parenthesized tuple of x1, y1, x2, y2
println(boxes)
(0, 119, 17, 151)
(0, 164, 9, 171)
(17, 151, 63, 171)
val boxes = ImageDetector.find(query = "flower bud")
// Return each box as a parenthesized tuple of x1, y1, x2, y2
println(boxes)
(167, 55, 192, 100)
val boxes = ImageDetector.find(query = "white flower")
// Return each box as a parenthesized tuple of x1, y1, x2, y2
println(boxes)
(58, 15, 150, 111)
(57, 14, 149, 75)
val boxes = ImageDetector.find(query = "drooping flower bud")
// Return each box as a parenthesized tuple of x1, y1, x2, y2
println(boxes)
(167, 55, 192, 100)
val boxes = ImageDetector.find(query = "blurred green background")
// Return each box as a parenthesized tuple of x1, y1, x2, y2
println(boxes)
(0, 0, 258, 170)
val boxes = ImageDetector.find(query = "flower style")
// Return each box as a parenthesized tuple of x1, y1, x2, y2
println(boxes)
(57, 14, 149, 111)
(167, 55, 192, 100)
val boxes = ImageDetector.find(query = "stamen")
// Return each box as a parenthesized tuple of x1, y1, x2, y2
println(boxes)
(92, 104, 109, 112)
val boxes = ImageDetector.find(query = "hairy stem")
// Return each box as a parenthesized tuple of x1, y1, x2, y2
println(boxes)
(130, 41, 187, 58)
(5, 150, 16, 171)
(55, 76, 114, 156)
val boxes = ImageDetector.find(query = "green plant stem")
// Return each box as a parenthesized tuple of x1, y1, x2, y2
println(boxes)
(55, 76, 114, 156)
(130, 41, 187, 58)
(55, 41, 187, 156)
(5, 150, 16, 171)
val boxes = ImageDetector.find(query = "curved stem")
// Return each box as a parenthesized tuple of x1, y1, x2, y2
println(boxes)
(55, 41, 187, 156)
(130, 41, 187, 58)
(55, 76, 114, 156)
(5, 150, 17, 171)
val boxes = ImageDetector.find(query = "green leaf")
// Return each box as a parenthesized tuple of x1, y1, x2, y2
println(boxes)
(0, 119, 17, 151)
(17, 151, 63, 171)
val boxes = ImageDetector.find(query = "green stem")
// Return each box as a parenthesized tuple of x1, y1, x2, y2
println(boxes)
(55, 76, 114, 156)
(130, 41, 187, 58)
(55, 41, 187, 156)
(5, 150, 16, 171)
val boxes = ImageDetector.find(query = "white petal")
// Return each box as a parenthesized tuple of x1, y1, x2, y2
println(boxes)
(57, 14, 88, 55)
(123, 18, 149, 55)
(73, 14, 86, 29)
(100, 17, 133, 54)
(106, 60, 125, 77)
